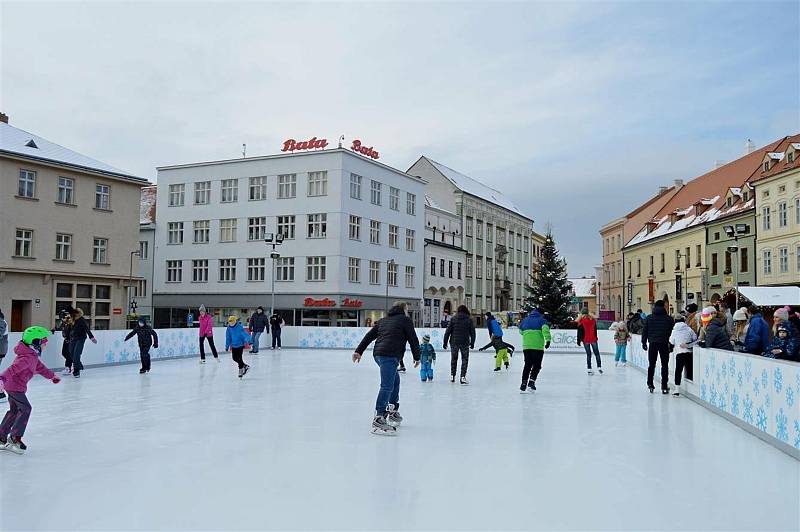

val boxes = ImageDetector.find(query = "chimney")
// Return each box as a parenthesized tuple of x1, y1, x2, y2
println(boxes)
(673, 179, 683, 187)
(0, 112, 8, 124)
(714, 160, 726, 169)
(745, 139, 755, 155)
(658, 186, 668, 195)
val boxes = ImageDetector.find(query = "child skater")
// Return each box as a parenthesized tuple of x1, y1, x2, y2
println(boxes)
(669, 316, 698, 396)
(225, 316, 252, 378)
(613, 321, 631, 366)
(0, 326, 60, 454)
(478, 335, 514, 371)
(419, 334, 436, 382)
(124, 317, 159, 374)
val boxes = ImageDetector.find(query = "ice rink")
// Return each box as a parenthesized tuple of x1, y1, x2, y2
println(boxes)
(1, 348, 798, 531)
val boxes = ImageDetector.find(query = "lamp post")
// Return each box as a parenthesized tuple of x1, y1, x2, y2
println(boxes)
(265, 233, 285, 315)
(724, 223, 750, 312)
(385, 259, 395, 316)
(675, 251, 688, 313)
(128, 250, 141, 326)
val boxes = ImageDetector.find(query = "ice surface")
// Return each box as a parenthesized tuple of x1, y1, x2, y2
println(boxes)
(1, 349, 798, 531)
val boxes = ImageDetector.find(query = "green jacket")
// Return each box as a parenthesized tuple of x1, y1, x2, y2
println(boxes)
(519, 311, 551, 350)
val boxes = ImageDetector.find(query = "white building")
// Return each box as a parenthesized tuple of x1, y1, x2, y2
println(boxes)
(134, 186, 157, 325)
(408, 156, 535, 324)
(152, 148, 426, 327)
(423, 196, 466, 327)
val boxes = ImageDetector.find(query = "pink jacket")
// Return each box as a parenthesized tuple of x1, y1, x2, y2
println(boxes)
(0, 342, 56, 393)
(199, 313, 214, 337)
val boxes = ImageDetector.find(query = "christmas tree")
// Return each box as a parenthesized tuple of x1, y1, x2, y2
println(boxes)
(523, 230, 573, 326)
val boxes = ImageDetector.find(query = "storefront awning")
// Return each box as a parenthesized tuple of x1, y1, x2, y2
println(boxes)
(737, 286, 800, 307)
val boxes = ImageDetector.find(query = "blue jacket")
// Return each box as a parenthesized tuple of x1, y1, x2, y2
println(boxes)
(744, 314, 770, 354)
(225, 322, 252, 350)
(419, 343, 436, 363)
(487, 318, 503, 338)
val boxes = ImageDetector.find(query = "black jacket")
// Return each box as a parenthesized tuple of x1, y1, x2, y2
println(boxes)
(69, 316, 94, 342)
(355, 306, 421, 360)
(269, 315, 283, 331)
(249, 312, 269, 333)
(443, 310, 476, 349)
(702, 318, 734, 351)
(642, 306, 673, 347)
(627, 315, 644, 334)
(125, 325, 159, 350)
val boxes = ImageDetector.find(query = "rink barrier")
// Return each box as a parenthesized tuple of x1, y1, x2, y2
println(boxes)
(626, 335, 800, 460)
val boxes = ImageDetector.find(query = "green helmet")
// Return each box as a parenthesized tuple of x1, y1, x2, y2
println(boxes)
(22, 325, 51, 345)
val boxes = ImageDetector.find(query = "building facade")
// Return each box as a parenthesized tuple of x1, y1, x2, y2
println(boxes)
(152, 148, 426, 328)
(568, 277, 597, 316)
(599, 218, 625, 319)
(134, 186, 157, 325)
(408, 156, 536, 324)
(422, 197, 465, 327)
(704, 209, 756, 303)
(0, 116, 148, 331)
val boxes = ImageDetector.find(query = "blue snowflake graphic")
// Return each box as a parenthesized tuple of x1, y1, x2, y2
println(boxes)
(756, 406, 768, 431)
(716, 369, 722, 385)
(754, 379, 761, 397)
(105, 351, 115, 363)
(743, 395, 754, 424)
(724, 382, 730, 397)
(721, 361, 727, 377)
(299, 339, 310, 348)
(774, 367, 783, 394)
(737, 371, 744, 388)
(701, 382, 707, 401)
(728, 356, 736, 378)
(744, 359, 753, 381)
(761, 369, 769, 389)
(731, 389, 740, 416)
(775, 408, 789, 442)
(718, 392, 727, 412)
(796, 372, 800, 395)
(786, 386, 795, 407)
(710, 384, 718, 406)
(710, 354, 716, 371)
(794, 421, 800, 449)
(765, 393, 772, 409)
(704, 364, 710, 379)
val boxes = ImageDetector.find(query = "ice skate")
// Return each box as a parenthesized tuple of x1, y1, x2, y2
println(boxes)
(240, 364, 250, 378)
(460, 377, 469, 385)
(139, 368, 146, 374)
(1, 437, 24, 455)
(615, 361, 619, 367)
(598, 368, 603, 375)
(587, 369, 594, 375)
(648, 386, 655, 393)
(0, 392, 6, 402)
(519, 384, 528, 393)
(505, 362, 510, 370)
(622, 362, 627, 367)
(200, 359, 206, 364)
(451, 375, 456, 383)
(493, 367, 501, 372)
(398, 366, 406, 373)
(237, 367, 244, 378)
(662, 388, 669, 395)
(528, 380, 536, 392)
(61, 368, 71, 375)
(386, 404, 403, 427)
(371, 415, 397, 436)
(672, 390, 681, 397)
(73, 373, 80, 379)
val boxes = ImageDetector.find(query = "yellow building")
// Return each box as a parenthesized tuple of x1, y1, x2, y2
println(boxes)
(753, 135, 800, 286)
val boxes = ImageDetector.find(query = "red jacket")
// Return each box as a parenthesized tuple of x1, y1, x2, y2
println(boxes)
(0, 342, 56, 393)
(199, 314, 214, 338)
(577, 317, 598, 344)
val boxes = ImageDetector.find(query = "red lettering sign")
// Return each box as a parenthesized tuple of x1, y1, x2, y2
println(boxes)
(304, 297, 336, 307)
(342, 298, 363, 308)
(282, 137, 329, 153)
(113, 308, 123, 315)
(350, 139, 379, 160)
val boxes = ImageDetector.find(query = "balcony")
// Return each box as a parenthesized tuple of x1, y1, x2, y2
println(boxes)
(495, 276, 512, 293)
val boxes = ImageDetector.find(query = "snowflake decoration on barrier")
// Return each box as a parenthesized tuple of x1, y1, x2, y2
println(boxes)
(761, 369, 769, 390)
(728, 356, 736, 378)
(721, 361, 727, 378)
(775, 408, 789, 442)
(710, 353, 716, 371)
(717, 391, 727, 412)
(796, 372, 800, 395)
(756, 406, 768, 432)
(299, 339, 309, 348)
(744, 359, 753, 381)
(743, 395, 754, 424)
(737, 371, 744, 388)
(105, 351, 115, 364)
(731, 389, 740, 416)
(753, 379, 760, 397)
(794, 421, 800, 449)
(786, 386, 795, 407)
(704, 364, 710, 379)
(710, 383, 718, 407)
(724, 381, 730, 397)
(700, 382, 707, 401)
(765, 393, 771, 410)
(773, 367, 783, 394)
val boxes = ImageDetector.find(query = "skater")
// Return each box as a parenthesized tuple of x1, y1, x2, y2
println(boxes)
(0, 310, 7, 402)
(577, 309, 602, 374)
(764, 323, 799, 361)
(419, 334, 436, 382)
(269, 311, 284, 349)
(68, 307, 96, 378)
(478, 335, 514, 371)
(613, 321, 631, 366)
(443, 305, 476, 384)
(198, 305, 218, 363)
(518, 308, 551, 393)
(669, 316, 697, 397)
(55, 309, 73, 375)
(124, 318, 159, 374)
(642, 300, 674, 394)
(225, 316, 252, 378)
(0, 326, 60, 454)
(248, 306, 269, 354)
(352, 301, 420, 436)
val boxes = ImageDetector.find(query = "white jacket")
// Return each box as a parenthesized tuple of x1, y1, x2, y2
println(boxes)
(669, 322, 698, 353)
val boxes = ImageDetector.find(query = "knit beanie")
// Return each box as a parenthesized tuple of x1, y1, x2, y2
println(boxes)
(654, 300, 665, 308)
(733, 308, 748, 322)
(422, 334, 431, 343)
(774, 307, 790, 321)
(701, 306, 715, 325)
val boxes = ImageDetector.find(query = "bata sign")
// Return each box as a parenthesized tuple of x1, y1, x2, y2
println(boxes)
(303, 297, 364, 308)
(282, 137, 328, 152)
(342, 297, 363, 308)
(350, 139, 379, 160)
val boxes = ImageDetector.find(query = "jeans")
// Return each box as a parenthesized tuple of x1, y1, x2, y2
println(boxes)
(251, 331, 262, 353)
(272, 329, 282, 348)
(374, 355, 400, 414)
(420, 360, 434, 381)
(647, 343, 670, 389)
(450, 345, 470, 378)
(0, 392, 32, 439)
(584, 342, 601, 368)
(231, 346, 245, 369)
(675, 352, 693, 385)
(200, 336, 218, 359)
(614, 344, 627, 362)
(69, 338, 86, 376)
(140, 346, 151, 371)
(522, 349, 544, 385)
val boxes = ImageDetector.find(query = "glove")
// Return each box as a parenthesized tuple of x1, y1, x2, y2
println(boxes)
(52, 376, 61, 384)
(545, 341, 550, 349)
(443, 344, 448, 350)
(470, 344, 474, 349)
(642, 343, 648, 351)
(153, 344, 159, 349)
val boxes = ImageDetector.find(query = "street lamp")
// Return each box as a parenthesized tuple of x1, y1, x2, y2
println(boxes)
(128, 250, 141, 325)
(265, 232, 285, 315)
(724, 224, 750, 311)
(385, 259, 395, 316)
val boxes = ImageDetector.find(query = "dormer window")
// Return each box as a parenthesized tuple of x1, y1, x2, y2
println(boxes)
(789, 152, 795, 164)
(726, 197, 732, 208)
(764, 161, 770, 172)
(743, 190, 750, 201)
(645, 221, 658, 234)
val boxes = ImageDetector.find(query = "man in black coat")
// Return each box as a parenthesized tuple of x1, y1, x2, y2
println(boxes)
(443, 305, 476, 384)
(248, 306, 269, 354)
(642, 300, 675, 393)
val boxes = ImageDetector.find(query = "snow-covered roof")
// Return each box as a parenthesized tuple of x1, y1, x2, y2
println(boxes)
(140, 186, 157, 224)
(425, 194, 441, 209)
(738, 286, 800, 306)
(426, 158, 531, 220)
(569, 278, 596, 298)
(791, 143, 800, 150)
(767, 152, 785, 160)
(0, 121, 146, 182)
(730, 187, 742, 197)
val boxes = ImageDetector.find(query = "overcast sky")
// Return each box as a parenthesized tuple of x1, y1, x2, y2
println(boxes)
(2, 1, 798, 276)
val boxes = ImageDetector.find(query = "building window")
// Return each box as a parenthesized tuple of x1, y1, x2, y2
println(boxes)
(405, 266, 415, 288)
(740, 247, 749, 273)
(465, 218, 473, 237)
(306, 256, 326, 281)
(221, 179, 238, 203)
(248, 217, 267, 241)
(796, 198, 800, 225)
(370, 260, 381, 285)
(695, 245, 702, 267)
(92, 238, 108, 264)
(95, 184, 110, 210)
(307, 213, 327, 239)
(55, 233, 72, 260)
(349, 215, 361, 240)
(796, 246, 800, 273)
(743, 190, 749, 202)
(278, 174, 296, 198)
(648, 256, 654, 275)
(779, 247, 789, 274)
(18, 169, 37, 198)
(457, 262, 462, 280)
(370, 180, 382, 205)
(476, 220, 483, 240)
(132, 280, 147, 298)
(348, 257, 360, 283)
(219, 219, 237, 242)
(139, 240, 148, 259)
(57, 177, 75, 204)
(466, 258, 473, 278)
(430, 257, 436, 276)
(627, 261, 631, 278)
(406, 193, 417, 215)
(724, 250, 732, 274)
(350, 173, 362, 199)
(168, 184, 185, 207)
(711, 253, 718, 276)
(194, 181, 211, 205)
(219, 258, 237, 282)
(193, 220, 210, 244)
(167, 222, 184, 244)
(277, 215, 296, 239)
(764, 161, 770, 172)
(249, 176, 267, 201)
(389, 187, 400, 210)
(476, 258, 482, 279)
(440, 258, 446, 278)
(192, 259, 208, 283)
(406, 229, 415, 251)
(762, 206, 771, 230)
(674, 250, 680, 271)
(714, 232, 720, 241)
(636, 259, 641, 277)
(370, 220, 381, 244)
(307, 171, 328, 197)
(247, 258, 266, 281)
(763, 250, 772, 275)
(276, 257, 295, 281)
(684, 247, 690, 269)
(659, 253, 665, 273)
(389, 225, 399, 248)
(778, 201, 787, 227)
(448, 260, 454, 278)
(166, 260, 183, 283)
(387, 262, 398, 287)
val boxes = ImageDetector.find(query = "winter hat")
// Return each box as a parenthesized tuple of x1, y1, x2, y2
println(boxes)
(138, 318, 146, 326)
(227, 315, 238, 325)
(686, 303, 699, 314)
(654, 300, 665, 309)
(733, 308, 748, 321)
(774, 307, 790, 321)
(701, 306, 715, 325)
(422, 334, 431, 343)
(776, 323, 791, 335)
(199, 305, 206, 313)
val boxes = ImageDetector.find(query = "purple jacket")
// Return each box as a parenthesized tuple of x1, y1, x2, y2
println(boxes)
(199, 314, 214, 338)
(0, 342, 56, 393)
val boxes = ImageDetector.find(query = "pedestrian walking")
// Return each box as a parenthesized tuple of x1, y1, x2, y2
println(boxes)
(248, 306, 269, 354)
(577, 309, 602, 375)
(352, 301, 421, 436)
(669, 316, 697, 397)
(198, 305, 219, 363)
(518, 308, 551, 393)
(641, 300, 674, 394)
(269, 311, 284, 349)
(443, 305, 476, 385)
(225, 316, 252, 378)
(68, 308, 96, 378)
(124, 318, 159, 374)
